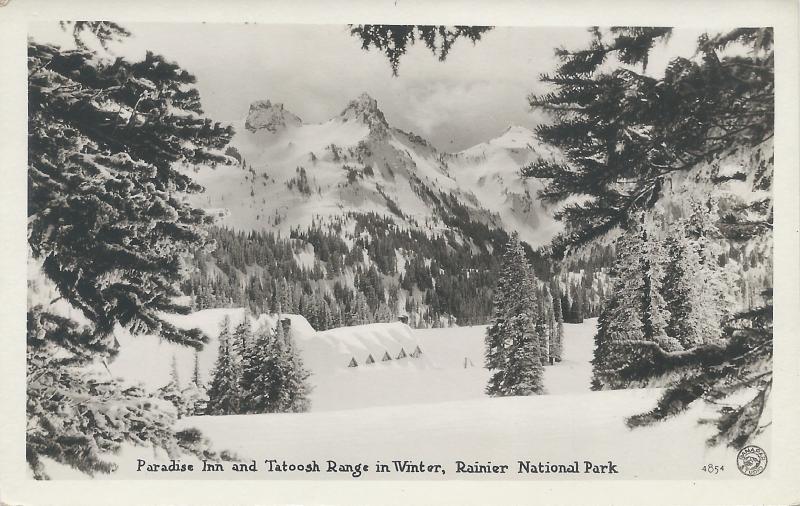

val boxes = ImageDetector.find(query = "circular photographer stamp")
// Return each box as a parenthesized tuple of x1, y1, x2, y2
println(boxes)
(736, 445, 768, 476)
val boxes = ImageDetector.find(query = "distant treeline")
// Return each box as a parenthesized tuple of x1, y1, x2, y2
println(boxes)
(182, 213, 613, 329)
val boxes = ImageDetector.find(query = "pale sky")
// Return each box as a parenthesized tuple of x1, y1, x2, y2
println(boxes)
(29, 23, 708, 151)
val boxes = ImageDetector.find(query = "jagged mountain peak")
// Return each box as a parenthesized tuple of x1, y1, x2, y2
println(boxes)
(245, 99, 303, 133)
(339, 92, 389, 136)
(342, 92, 380, 114)
(190, 93, 563, 248)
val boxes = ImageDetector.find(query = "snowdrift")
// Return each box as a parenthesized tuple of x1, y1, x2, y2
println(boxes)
(107, 308, 434, 411)
(302, 322, 428, 374)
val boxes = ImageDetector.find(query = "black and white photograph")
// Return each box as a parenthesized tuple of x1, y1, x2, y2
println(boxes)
(2, 1, 799, 503)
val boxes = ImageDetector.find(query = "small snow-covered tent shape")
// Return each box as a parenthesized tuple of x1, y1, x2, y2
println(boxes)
(365, 354, 375, 365)
(381, 351, 392, 362)
(348, 357, 358, 368)
(410, 345, 423, 358)
(396, 347, 407, 359)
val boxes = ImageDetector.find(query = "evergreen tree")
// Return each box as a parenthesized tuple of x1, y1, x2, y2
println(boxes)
(533, 292, 551, 365)
(282, 324, 313, 413)
(350, 25, 492, 75)
(183, 351, 208, 416)
(26, 315, 178, 478)
(230, 314, 254, 408)
(269, 281, 281, 313)
(262, 322, 290, 412)
(627, 290, 772, 448)
(484, 248, 515, 396)
(206, 317, 241, 415)
(523, 27, 773, 257)
(348, 292, 372, 326)
(662, 201, 733, 348)
(543, 290, 557, 363)
(484, 234, 545, 396)
(157, 355, 195, 419)
(239, 322, 273, 413)
(240, 317, 312, 414)
(503, 315, 545, 395)
(569, 283, 584, 323)
(550, 283, 565, 361)
(232, 314, 253, 363)
(169, 354, 181, 387)
(590, 218, 676, 389)
(192, 351, 202, 387)
(29, 25, 233, 347)
(26, 22, 233, 478)
(374, 302, 394, 323)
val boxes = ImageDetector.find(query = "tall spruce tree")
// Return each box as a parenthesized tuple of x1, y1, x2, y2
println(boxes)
(484, 234, 545, 396)
(27, 22, 233, 478)
(282, 322, 313, 413)
(206, 316, 241, 415)
(550, 282, 565, 361)
(240, 317, 312, 414)
(239, 322, 274, 413)
(662, 202, 733, 348)
(590, 217, 677, 389)
(192, 351, 202, 387)
(503, 316, 545, 395)
(264, 321, 291, 412)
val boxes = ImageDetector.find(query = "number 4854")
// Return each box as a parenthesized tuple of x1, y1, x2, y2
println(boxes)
(702, 464, 725, 474)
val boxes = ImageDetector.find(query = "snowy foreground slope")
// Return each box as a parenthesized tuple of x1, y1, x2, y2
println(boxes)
(41, 314, 768, 480)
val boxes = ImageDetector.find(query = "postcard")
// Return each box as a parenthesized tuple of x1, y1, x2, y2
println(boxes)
(1, 0, 798, 504)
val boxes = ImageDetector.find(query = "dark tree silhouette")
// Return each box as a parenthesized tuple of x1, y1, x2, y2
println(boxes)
(349, 25, 492, 75)
(523, 27, 773, 257)
(27, 22, 233, 478)
(527, 27, 773, 447)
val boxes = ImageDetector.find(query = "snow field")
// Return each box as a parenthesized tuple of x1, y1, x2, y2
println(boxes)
(80, 313, 770, 480)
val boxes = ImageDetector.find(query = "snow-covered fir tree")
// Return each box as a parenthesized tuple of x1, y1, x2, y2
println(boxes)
(348, 292, 373, 326)
(239, 322, 274, 413)
(535, 290, 552, 365)
(237, 315, 311, 414)
(26, 309, 178, 479)
(281, 322, 313, 412)
(156, 354, 193, 419)
(206, 316, 241, 415)
(374, 302, 394, 323)
(231, 313, 253, 394)
(263, 320, 312, 412)
(503, 297, 546, 395)
(593, 201, 742, 390)
(485, 234, 545, 396)
(192, 351, 202, 387)
(627, 290, 772, 447)
(26, 21, 233, 478)
(591, 217, 678, 390)
(662, 200, 734, 348)
(232, 314, 254, 360)
(550, 282, 565, 361)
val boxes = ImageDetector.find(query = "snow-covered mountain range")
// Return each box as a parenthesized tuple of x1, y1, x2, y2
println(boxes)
(185, 93, 561, 247)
